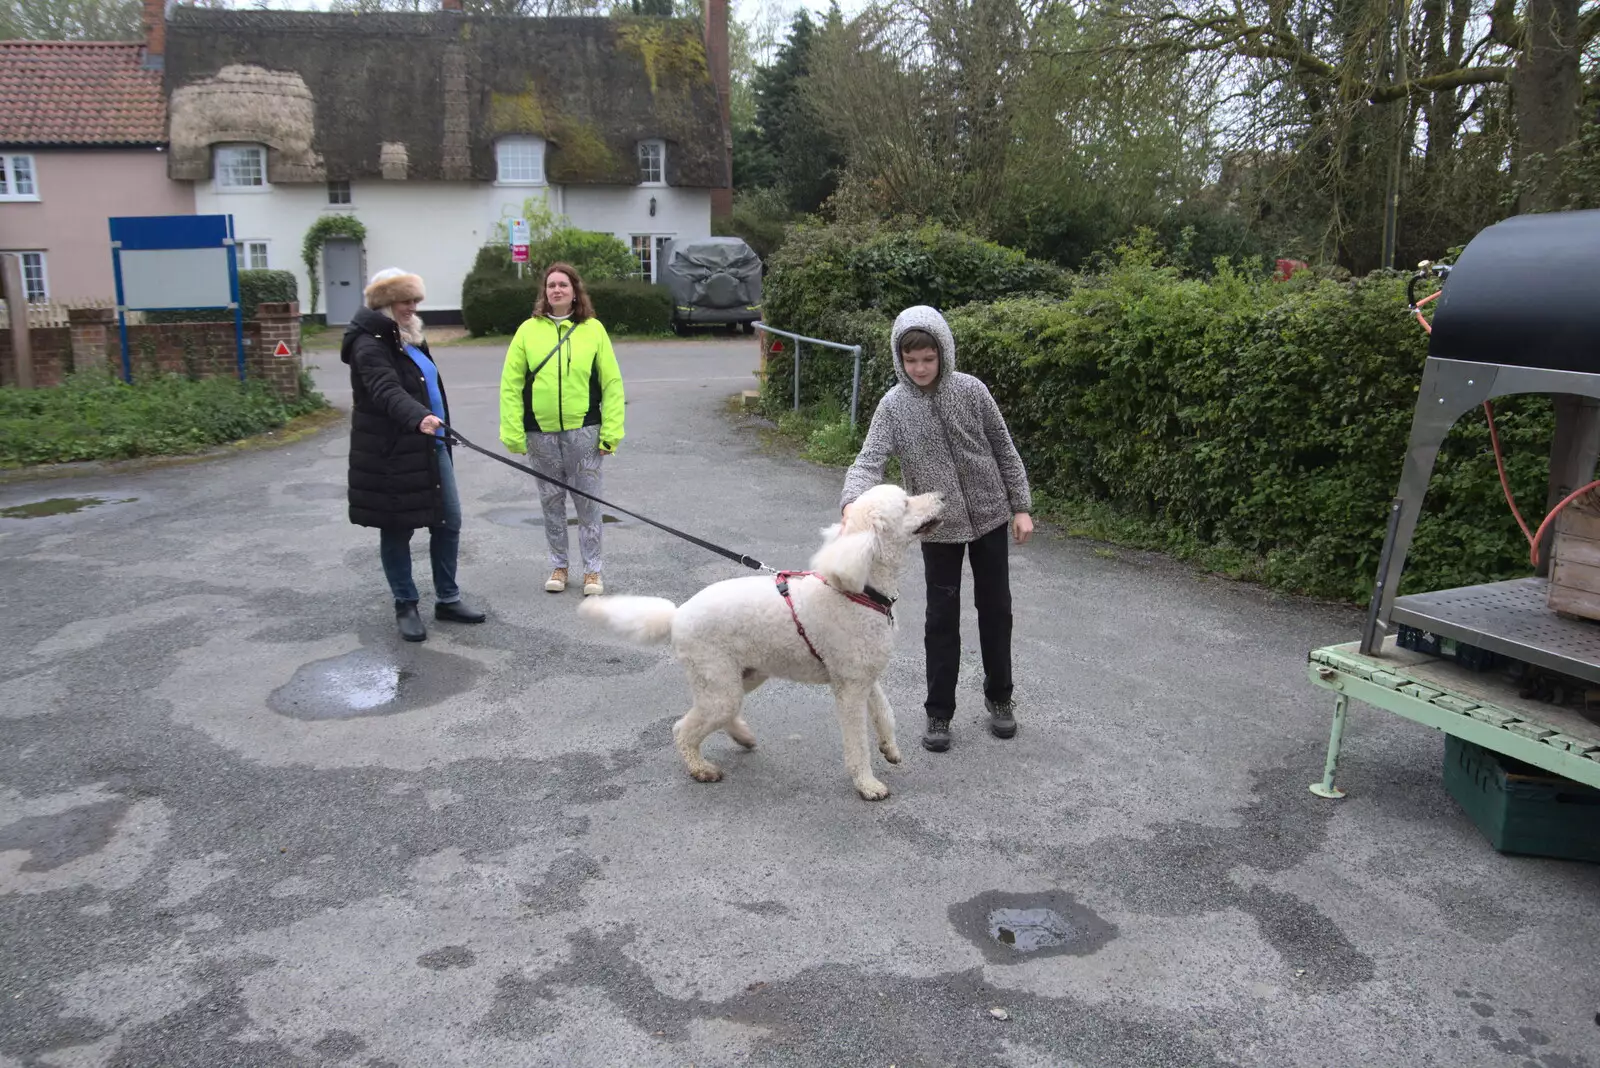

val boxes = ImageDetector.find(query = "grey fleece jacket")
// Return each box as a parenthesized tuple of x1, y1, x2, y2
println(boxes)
(842, 306, 1031, 543)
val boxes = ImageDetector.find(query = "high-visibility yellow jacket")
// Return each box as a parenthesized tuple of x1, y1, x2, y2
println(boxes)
(498, 316, 625, 453)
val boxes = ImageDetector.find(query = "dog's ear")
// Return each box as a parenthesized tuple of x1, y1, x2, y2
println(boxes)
(810, 530, 876, 592)
(902, 491, 944, 536)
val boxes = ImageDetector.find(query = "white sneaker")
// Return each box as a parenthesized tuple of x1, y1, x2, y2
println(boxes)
(545, 567, 568, 593)
(582, 572, 604, 596)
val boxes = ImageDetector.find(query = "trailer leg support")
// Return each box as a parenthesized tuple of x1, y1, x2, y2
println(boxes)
(1309, 693, 1350, 799)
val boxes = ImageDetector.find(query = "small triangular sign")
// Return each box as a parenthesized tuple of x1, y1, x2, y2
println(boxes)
(273, 341, 292, 358)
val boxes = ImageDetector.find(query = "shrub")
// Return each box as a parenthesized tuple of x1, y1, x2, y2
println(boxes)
(0, 371, 327, 467)
(460, 274, 672, 336)
(762, 239, 1556, 601)
(762, 219, 1068, 336)
(588, 280, 673, 335)
(143, 270, 300, 324)
(461, 273, 535, 336)
(467, 230, 637, 289)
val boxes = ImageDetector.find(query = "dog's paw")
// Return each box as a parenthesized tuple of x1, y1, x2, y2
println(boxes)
(855, 777, 891, 801)
(879, 742, 902, 765)
(689, 765, 724, 783)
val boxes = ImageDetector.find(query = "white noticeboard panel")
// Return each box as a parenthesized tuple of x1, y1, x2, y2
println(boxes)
(510, 218, 530, 246)
(118, 248, 236, 310)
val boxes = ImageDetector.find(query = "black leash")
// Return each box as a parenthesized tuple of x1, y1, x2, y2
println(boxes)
(440, 423, 775, 574)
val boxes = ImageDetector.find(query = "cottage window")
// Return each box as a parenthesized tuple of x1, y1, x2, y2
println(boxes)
(630, 234, 672, 283)
(328, 180, 352, 205)
(0, 154, 39, 201)
(1, 252, 49, 301)
(496, 137, 546, 185)
(242, 241, 269, 271)
(215, 144, 268, 190)
(637, 140, 665, 186)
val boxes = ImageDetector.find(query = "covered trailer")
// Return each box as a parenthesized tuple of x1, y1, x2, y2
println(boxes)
(661, 237, 763, 334)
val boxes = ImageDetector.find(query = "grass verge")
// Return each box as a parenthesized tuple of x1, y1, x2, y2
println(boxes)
(0, 371, 331, 469)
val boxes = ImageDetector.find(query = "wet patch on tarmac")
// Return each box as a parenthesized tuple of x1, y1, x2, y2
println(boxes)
(268, 647, 483, 720)
(0, 496, 136, 520)
(417, 945, 476, 971)
(949, 889, 1117, 964)
(0, 797, 130, 872)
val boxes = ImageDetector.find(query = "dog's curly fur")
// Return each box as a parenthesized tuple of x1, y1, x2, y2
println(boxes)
(578, 485, 942, 800)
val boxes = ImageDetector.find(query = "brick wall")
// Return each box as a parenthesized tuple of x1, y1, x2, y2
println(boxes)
(0, 326, 71, 388)
(1, 303, 303, 397)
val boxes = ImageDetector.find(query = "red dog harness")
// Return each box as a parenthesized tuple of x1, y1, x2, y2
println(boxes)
(774, 570, 895, 664)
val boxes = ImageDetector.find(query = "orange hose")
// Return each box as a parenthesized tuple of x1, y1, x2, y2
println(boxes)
(1484, 401, 1535, 550)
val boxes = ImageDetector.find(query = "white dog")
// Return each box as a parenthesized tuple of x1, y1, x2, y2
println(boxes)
(578, 485, 943, 800)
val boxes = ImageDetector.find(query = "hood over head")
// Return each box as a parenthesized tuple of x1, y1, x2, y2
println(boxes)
(890, 305, 955, 389)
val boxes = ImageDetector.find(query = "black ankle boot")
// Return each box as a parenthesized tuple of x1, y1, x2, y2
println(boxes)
(396, 601, 426, 642)
(921, 718, 951, 752)
(434, 600, 485, 624)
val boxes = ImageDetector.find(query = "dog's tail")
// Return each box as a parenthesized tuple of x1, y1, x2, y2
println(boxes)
(577, 595, 677, 645)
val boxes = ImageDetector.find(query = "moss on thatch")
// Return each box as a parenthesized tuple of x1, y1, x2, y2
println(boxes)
(164, 7, 725, 187)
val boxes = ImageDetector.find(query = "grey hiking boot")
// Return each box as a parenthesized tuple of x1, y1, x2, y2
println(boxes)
(986, 697, 1017, 739)
(921, 718, 952, 753)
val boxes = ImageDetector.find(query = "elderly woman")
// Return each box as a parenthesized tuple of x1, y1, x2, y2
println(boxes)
(498, 262, 625, 596)
(342, 268, 485, 641)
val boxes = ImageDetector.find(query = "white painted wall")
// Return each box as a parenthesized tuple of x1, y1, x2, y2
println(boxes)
(563, 184, 714, 266)
(192, 176, 713, 320)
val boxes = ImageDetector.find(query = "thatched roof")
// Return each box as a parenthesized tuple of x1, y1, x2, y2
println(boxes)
(162, 7, 727, 187)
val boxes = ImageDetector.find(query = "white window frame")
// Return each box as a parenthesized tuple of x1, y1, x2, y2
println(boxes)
(637, 139, 665, 186)
(496, 136, 546, 186)
(2, 251, 49, 302)
(630, 234, 674, 283)
(214, 144, 269, 192)
(241, 240, 270, 271)
(327, 180, 352, 205)
(0, 154, 39, 202)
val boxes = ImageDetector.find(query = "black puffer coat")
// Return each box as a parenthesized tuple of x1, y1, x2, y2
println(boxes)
(342, 305, 451, 530)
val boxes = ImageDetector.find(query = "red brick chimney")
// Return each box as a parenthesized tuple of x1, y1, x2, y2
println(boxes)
(441, 0, 463, 10)
(142, 0, 165, 69)
(702, 0, 732, 218)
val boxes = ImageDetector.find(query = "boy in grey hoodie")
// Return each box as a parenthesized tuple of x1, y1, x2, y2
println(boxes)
(842, 305, 1033, 752)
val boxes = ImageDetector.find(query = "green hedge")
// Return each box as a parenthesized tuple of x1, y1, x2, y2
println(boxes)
(761, 233, 1553, 601)
(461, 274, 672, 337)
(144, 270, 299, 325)
(763, 220, 1069, 333)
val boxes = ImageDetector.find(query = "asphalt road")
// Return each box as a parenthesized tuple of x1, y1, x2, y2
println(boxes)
(1, 335, 1596, 1068)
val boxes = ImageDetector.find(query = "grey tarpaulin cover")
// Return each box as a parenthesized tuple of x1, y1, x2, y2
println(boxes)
(662, 237, 763, 320)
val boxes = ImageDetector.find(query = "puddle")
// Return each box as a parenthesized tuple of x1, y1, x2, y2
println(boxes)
(483, 507, 623, 528)
(269, 647, 482, 720)
(0, 496, 136, 519)
(949, 889, 1117, 964)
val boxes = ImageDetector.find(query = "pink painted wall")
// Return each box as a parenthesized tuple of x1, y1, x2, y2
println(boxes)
(0, 149, 192, 302)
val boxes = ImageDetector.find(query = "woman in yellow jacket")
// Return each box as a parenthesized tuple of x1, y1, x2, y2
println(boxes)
(499, 262, 625, 596)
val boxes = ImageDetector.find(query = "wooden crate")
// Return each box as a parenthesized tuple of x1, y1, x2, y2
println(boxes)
(1548, 489, 1600, 621)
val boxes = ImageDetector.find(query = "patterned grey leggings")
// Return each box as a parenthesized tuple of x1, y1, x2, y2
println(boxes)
(527, 425, 605, 573)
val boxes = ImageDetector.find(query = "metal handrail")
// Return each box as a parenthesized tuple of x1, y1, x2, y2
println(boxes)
(753, 321, 867, 427)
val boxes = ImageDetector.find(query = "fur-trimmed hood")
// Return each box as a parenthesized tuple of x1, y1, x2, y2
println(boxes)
(364, 269, 425, 310)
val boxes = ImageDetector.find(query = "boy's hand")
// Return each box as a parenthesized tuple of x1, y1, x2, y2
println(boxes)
(1012, 513, 1033, 545)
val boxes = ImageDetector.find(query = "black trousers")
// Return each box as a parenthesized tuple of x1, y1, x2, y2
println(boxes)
(921, 519, 1012, 720)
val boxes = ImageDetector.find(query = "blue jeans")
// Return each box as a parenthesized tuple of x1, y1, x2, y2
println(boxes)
(379, 444, 462, 605)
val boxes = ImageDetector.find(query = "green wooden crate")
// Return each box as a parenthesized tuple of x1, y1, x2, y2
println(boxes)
(1444, 735, 1600, 863)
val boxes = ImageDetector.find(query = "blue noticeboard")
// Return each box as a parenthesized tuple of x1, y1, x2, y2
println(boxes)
(109, 214, 246, 383)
